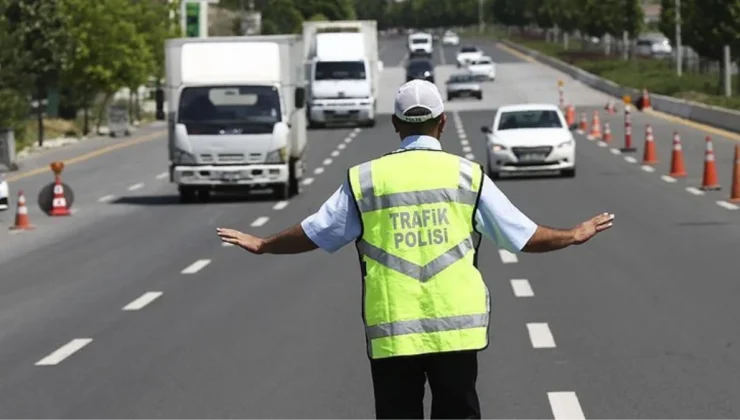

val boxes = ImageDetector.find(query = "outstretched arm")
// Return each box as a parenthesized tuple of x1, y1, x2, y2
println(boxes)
(521, 212, 614, 253)
(217, 224, 318, 254)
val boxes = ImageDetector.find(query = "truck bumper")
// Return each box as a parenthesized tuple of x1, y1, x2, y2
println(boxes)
(172, 164, 289, 187)
(309, 101, 375, 124)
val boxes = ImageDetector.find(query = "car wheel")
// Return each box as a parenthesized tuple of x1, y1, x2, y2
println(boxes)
(475, 93, 483, 100)
(562, 168, 576, 178)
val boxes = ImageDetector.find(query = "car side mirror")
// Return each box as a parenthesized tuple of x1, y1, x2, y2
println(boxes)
(294, 87, 305, 109)
(481, 125, 491, 134)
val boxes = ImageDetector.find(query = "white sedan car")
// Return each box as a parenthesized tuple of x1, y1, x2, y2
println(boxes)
(480, 104, 576, 179)
(467, 56, 496, 81)
(0, 172, 8, 211)
(456, 45, 483, 67)
(442, 31, 459, 46)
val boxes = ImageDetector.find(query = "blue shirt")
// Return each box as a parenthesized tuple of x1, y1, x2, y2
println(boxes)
(301, 135, 538, 253)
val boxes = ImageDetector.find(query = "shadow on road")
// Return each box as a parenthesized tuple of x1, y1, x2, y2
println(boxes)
(111, 192, 279, 206)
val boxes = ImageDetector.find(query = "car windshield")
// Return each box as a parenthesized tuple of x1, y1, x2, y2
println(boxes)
(315, 61, 366, 80)
(178, 85, 281, 124)
(448, 75, 474, 83)
(408, 61, 432, 72)
(411, 38, 429, 44)
(474, 59, 492, 65)
(461, 47, 478, 53)
(497, 110, 563, 130)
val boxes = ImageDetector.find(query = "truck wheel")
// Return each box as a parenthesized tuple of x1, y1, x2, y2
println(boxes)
(178, 186, 196, 203)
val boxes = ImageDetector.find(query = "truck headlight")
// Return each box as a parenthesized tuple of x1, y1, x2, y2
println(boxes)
(557, 139, 574, 148)
(265, 147, 288, 163)
(173, 148, 196, 165)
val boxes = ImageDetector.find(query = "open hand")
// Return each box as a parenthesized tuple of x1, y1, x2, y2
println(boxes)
(572, 212, 614, 245)
(216, 228, 265, 254)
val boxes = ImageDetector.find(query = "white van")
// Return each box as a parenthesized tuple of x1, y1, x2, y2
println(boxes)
(408, 32, 433, 57)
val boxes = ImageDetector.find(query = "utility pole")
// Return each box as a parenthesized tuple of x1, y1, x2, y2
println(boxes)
(675, 0, 682, 76)
(478, 0, 484, 33)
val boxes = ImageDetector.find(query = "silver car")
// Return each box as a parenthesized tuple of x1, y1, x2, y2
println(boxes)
(446, 74, 482, 101)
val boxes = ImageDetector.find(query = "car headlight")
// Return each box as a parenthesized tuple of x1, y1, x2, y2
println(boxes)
(265, 147, 288, 163)
(557, 139, 574, 148)
(173, 148, 196, 165)
(492, 144, 507, 152)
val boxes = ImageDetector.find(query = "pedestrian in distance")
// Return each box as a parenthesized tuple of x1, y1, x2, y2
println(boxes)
(217, 79, 615, 419)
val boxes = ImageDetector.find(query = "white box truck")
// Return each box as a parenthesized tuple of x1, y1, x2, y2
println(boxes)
(303, 21, 382, 128)
(165, 35, 307, 202)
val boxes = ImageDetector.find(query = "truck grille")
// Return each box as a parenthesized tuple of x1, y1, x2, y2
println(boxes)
(218, 153, 245, 163)
(512, 146, 553, 159)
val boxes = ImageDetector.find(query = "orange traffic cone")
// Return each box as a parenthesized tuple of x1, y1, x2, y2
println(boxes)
(578, 112, 588, 132)
(642, 88, 652, 110)
(50, 175, 71, 216)
(589, 110, 602, 139)
(566, 105, 575, 127)
(602, 122, 612, 143)
(700, 135, 721, 190)
(669, 132, 687, 178)
(9, 190, 34, 230)
(642, 124, 658, 164)
(729, 145, 740, 202)
(604, 99, 616, 114)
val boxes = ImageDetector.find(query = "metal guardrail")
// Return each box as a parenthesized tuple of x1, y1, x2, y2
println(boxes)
(500, 39, 740, 134)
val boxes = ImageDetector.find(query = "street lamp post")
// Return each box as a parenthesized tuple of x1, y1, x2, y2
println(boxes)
(675, 0, 682, 76)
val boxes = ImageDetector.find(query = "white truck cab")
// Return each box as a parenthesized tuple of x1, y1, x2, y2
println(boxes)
(408, 32, 433, 57)
(165, 36, 307, 202)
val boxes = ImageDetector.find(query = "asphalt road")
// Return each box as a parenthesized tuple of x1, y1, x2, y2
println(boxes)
(0, 35, 739, 418)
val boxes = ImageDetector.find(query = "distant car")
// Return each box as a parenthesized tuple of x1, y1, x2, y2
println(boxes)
(467, 56, 496, 81)
(0, 173, 8, 211)
(442, 31, 460, 46)
(406, 58, 435, 83)
(446, 74, 482, 101)
(456, 45, 483, 67)
(635, 36, 672, 58)
(480, 104, 576, 179)
(408, 32, 433, 57)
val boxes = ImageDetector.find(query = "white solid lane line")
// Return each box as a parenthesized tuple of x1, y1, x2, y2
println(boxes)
(641, 165, 655, 172)
(251, 216, 269, 227)
(548, 392, 586, 420)
(323, 158, 333, 166)
(128, 183, 145, 191)
(331, 150, 340, 157)
(181, 259, 211, 274)
(273, 201, 289, 210)
(527, 323, 556, 348)
(686, 187, 705, 196)
(510, 279, 534, 297)
(465, 153, 475, 160)
(661, 175, 677, 183)
(717, 200, 740, 210)
(36, 339, 93, 366)
(302, 177, 315, 186)
(155, 172, 168, 180)
(98, 194, 116, 203)
(498, 249, 518, 264)
(624, 156, 637, 164)
(314, 167, 325, 175)
(610, 148, 621, 155)
(123, 291, 162, 311)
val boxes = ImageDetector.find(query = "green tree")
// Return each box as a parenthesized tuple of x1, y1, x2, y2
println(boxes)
(262, 0, 303, 34)
(4, 0, 69, 145)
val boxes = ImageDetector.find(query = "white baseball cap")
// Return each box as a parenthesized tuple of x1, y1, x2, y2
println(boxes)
(394, 79, 445, 123)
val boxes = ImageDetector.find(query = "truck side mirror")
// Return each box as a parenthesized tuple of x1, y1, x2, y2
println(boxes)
(481, 125, 491, 134)
(295, 87, 306, 109)
(155, 88, 165, 121)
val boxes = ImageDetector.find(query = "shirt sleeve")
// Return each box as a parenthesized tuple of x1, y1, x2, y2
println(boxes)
(300, 180, 362, 253)
(474, 175, 538, 252)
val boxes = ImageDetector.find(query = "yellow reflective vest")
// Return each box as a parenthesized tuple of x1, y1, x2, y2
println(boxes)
(347, 149, 490, 359)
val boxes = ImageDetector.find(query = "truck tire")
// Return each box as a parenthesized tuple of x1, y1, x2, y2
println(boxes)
(178, 186, 196, 203)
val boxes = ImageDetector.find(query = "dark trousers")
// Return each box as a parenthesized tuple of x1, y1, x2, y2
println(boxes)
(369, 350, 481, 419)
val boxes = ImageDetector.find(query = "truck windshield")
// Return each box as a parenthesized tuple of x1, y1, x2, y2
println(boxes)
(411, 38, 429, 44)
(178, 85, 281, 124)
(315, 61, 366, 81)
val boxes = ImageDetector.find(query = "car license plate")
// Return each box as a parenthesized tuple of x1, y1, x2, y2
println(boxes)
(222, 172, 241, 182)
(519, 153, 546, 162)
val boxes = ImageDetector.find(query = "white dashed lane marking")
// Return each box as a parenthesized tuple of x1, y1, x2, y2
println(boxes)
(624, 156, 637, 164)
(302, 177, 315, 186)
(36, 339, 93, 366)
(527, 323, 556, 348)
(314, 167, 325, 175)
(344, 137, 353, 143)
(331, 150, 340, 157)
(123, 292, 162, 311)
(641, 165, 656, 172)
(498, 249, 518, 264)
(465, 153, 475, 160)
(338, 143, 346, 150)
(128, 183, 145, 191)
(661, 175, 677, 183)
(717, 200, 739, 210)
(323, 158, 333, 166)
(510, 279, 534, 297)
(610, 148, 621, 155)
(273, 201, 289, 210)
(598, 142, 607, 147)
(462, 146, 472, 153)
(548, 392, 586, 419)
(98, 195, 116, 203)
(181, 259, 211, 274)
(251, 217, 269, 227)
(461, 139, 469, 146)
(686, 187, 705, 196)
(155, 172, 168, 180)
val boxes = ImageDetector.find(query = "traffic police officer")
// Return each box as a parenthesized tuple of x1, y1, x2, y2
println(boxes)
(217, 79, 615, 419)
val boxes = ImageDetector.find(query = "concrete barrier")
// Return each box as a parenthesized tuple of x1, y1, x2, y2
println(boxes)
(501, 39, 740, 134)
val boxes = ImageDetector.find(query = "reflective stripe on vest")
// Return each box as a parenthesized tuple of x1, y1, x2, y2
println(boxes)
(348, 150, 490, 359)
